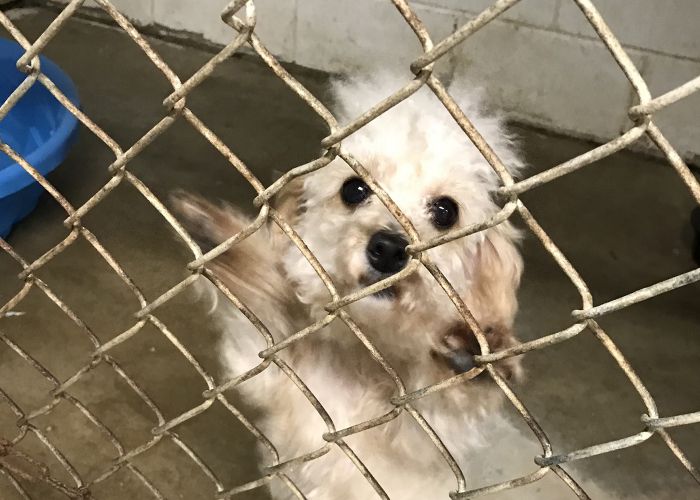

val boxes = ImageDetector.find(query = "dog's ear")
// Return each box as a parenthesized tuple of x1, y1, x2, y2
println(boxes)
(170, 191, 244, 253)
(470, 223, 523, 329)
(169, 190, 300, 319)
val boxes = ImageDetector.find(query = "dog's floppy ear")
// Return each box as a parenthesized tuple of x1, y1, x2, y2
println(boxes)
(470, 222, 523, 329)
(169, 190, 298, 316)
(170, 191, 244, 253)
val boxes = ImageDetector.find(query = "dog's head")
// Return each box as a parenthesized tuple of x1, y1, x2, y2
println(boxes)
(280, 76, 524, 383)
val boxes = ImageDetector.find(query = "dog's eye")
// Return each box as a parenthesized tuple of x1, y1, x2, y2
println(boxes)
(340, 177, 371, 206)
(429, 196, 459, 229)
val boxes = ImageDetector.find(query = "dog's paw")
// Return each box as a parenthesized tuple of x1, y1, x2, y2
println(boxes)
(433, 323, 523, 382)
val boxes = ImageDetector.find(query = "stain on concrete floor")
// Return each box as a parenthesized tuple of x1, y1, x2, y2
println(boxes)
(0, 8, 698, 500)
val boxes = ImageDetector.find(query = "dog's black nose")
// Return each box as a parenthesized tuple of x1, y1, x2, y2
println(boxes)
(367, 231, 409, 274)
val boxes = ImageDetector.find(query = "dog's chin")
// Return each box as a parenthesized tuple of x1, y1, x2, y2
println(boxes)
(359, 272, 399, 301)
(371, 287, 397, 299)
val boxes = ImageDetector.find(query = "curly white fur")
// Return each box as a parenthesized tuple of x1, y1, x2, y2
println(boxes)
(174, 74, 526, 499)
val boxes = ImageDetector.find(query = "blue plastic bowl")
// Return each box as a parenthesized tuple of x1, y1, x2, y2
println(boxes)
(0, 38, 80, 238)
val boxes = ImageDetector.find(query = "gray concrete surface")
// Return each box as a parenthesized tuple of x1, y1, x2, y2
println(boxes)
(1, 8, 699, 500)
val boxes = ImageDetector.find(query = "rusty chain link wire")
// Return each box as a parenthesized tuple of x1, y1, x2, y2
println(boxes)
(1, 0, 699, 498)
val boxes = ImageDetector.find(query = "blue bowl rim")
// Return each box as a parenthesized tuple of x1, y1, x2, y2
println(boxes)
(0, 38, 80, 197)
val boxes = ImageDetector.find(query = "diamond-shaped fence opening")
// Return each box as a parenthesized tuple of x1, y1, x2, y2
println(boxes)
(1, 0, 699, 499)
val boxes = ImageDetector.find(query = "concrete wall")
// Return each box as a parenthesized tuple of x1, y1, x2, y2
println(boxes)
(53, 0, 700, 161)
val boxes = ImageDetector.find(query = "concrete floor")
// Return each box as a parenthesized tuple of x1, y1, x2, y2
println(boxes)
(1, 8, 699, 500)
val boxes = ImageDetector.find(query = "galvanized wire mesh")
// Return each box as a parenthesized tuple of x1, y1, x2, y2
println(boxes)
(1, 0, 699, 498)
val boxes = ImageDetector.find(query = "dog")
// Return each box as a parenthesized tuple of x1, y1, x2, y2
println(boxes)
(173, 75, 525, 499)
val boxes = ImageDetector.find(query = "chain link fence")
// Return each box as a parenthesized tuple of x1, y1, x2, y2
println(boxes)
(1, 0, 699, 498)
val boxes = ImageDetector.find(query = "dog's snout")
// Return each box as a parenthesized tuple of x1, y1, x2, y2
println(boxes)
(367, 231, 409, 274)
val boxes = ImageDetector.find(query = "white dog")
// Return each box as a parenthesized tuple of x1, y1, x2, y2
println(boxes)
(173, 75, 525, 499)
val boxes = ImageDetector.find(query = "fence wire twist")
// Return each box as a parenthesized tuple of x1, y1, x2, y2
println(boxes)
(1, 0, 699, 498)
